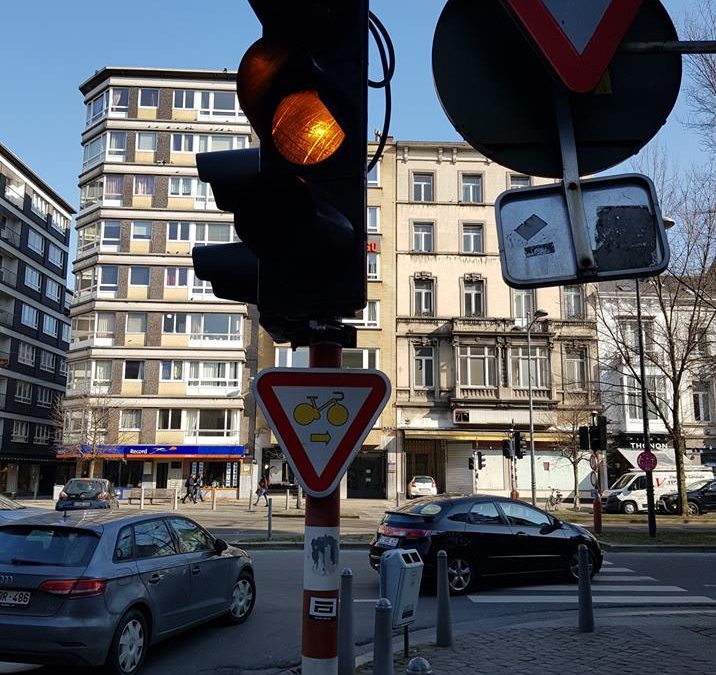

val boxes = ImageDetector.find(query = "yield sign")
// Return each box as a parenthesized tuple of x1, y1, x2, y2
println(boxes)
(253, 368, 391, 497)
(501, 0, 643, 92)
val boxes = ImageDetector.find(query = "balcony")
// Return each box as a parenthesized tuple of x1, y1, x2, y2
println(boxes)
(512, 387, 552, 401)
(0, 225, 21, 248)
(0, 310, 13, 328)
(0, 268, 17, 289)
(455, 386, 499, 401)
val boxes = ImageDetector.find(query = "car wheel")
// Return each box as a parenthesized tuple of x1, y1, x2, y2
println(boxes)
(687, 501, 701, 516)
(447, 555, 474, 595)
(225, 571, 256, 624)
(621, 501, 637, 515)
(566, 547, 597, 582)
(106, 609, 148, 675)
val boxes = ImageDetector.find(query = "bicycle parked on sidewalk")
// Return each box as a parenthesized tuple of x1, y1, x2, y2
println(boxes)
(545, 486, 563, 512)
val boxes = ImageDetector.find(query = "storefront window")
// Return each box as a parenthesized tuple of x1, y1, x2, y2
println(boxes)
(103, 460, 143, 487)
(190, 461, 239, 488)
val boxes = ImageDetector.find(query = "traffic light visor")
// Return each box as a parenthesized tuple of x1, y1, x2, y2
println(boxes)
(272, 90, 345, 165)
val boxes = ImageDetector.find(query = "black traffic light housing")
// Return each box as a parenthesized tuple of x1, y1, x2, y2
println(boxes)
(468, 457, 475, 471)
(477, 451, 485, 471)
(513, 431, 526, 459)
(192, 0, 369, 344)
(502, 439, 515, 459)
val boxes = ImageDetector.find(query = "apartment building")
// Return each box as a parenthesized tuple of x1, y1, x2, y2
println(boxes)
(254, 140, 400, 500)
(0, 142, 73, 497)
(68, 67, 255, 498)
(394, 140, 598, 499)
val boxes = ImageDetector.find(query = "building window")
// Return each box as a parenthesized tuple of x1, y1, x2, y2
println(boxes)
(126, 313, 147, 333)
(43, 315, 58, 337)
(186, 409, 239, 438)
(170, 177, 194, 197)
(18, 342, 35, 366)
(459, 345, 497, 387)
(367, 206, 380, 233)
(461, 174, 483, 203)
(120, 409, 142, 430)
(158, 409, 182, 430)
(199, 91, 239, 120)
(48, 244, 64, 268)
(511, 346, 550, 388)
(168, 222, 191, 241)
(172, 134, 194, 153)
(11, 420, 29, 442)
(61, 323, 71, 343)
(45, 278, 61, 303)
(59, 358, 67, 376)
(197, 135, 245, 152)
(132, 221, 153, 240)
(414, 346, 434, 388)
(40, 350, 56, 373)
(139, 88, 159, 107)
(93, 360, 112, 387)
(34, 424, 51, 445)
(187, 361, 241, 389)
(136, 132, 157, 152)
(104, 175, 123, 203)
(564, 348, 587, 391)
(412, 173, 434, 202)
(343, 301, 379, 328)
(693, 383, 711, 422)
(564, 285, 585, 319)
(133, 176, 155, 196)
(367, 252, 380, 281)
(513, 289, 534, 327)
(107, 132, 127, 161)
(166, 267, 189, 287)
(124, 361, 145, 380)
(462, 223, 484, 254)
(412, 222, 434, 252)
(129, 266, 150, 286)
(190, 313, 242, 342)
(21, 304, 38, 328)
(619, 319, 656, 355)
(367, 162, 380, 187)
(414, 278, 434, 316)
(37, 387, 53, 408)
(24, 267, 41, 291)
(463, 279, 485, 317)
(14, 381, 32, 404)
(342, 348, 379, 370)
(510, 174, 531, 189)
(625, 374, 667, 421)
(163, 313, 187, 334)
(27, 229, 44, 255)
(99, 266, 119, 293)
(275, 347, 310, 368)
(160, 361, 185, 381)
(174, 90, 195, 109)
(192, 223, 236, 245)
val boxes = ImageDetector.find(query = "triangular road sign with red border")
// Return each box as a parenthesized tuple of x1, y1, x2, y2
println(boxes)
(253, 368, 391, 497)
(501, 0, 643, 93)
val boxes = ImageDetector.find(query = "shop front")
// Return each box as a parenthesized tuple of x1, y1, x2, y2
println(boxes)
(0, 457, 66, 498)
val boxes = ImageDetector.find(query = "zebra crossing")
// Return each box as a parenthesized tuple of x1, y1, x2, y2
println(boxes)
(467, 560, 716, 606)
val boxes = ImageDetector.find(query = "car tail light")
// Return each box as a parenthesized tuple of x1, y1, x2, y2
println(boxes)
(431, 480, 436, 488)
(39, 579, 107, 597)
(378, 524, 433, 539)
(59, 491, 68, 500)
(98, 492, 109, 501)
(410, 482, 417, 488)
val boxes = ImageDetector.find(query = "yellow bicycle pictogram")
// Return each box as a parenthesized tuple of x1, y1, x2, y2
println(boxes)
(293, 392, 349, 427)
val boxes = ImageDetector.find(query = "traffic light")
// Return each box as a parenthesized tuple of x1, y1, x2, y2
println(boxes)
(595, 415, 608, 452)
(192, 0, 369, 343)
(579, 426, 591, 451)
(502, 439, 515, 459)
(477, 451, 485, 471)
(468, 457, 475, 471)
(513, 431, 526, 459)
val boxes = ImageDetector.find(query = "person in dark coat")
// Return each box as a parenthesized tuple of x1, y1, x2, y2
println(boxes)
(194, 474, 205, 502)
(182, 474, 196, 504)
(254, 476, 269, 506)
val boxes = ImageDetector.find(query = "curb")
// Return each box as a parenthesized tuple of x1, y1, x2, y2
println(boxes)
(599, 542, 716, 552)
(232, 540, 370, 550)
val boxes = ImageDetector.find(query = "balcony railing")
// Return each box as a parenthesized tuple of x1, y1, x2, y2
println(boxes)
(0, 226, 21, 247)
(0, 310, 13, 327)
(0, 268, 17, 288)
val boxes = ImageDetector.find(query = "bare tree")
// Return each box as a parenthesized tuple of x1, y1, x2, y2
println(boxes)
(596, 164, 716, 515)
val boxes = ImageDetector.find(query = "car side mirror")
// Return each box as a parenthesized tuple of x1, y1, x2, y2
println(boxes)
(214, 538, 228, 555)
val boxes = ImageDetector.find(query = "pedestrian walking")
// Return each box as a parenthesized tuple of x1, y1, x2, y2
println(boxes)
(182, 474, 196, 504)
(254, 476, 269, 506)
(194, 474, 205, 502)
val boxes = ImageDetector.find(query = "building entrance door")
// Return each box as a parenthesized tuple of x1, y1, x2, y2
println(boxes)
(156, 462, 169, 489)
(347, 451, 386, 499)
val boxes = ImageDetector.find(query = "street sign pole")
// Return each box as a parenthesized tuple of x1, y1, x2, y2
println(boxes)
(302, 340, 342, 675)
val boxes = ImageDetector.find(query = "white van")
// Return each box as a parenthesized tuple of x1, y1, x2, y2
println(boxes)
(602, 468, 715, 514)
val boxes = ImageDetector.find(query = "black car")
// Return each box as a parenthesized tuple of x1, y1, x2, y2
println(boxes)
(55, 478, 119, 511)
(369, 495, 602, 595)
(660, 478, 716, 515)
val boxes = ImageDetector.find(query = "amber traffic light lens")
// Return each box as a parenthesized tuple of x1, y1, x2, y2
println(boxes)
(272, 91, 345, 165)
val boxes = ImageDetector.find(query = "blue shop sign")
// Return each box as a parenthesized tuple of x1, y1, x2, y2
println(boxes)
(89, 445, 246, 458)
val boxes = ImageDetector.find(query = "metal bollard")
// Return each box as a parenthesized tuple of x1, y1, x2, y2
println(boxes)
(372, 598, 393, 675)
(173, 488, 178, 510)
(578, 544, 594, 633)
(212, 488, 217, 511)
(296, 485, 303, 509)
(286, 488, 290, 511)
(436, 550, 452, 647)
(406, 657, 433, 675)
(338, 569, 355, 675)
(267, 498, 273, 541)
(139, 487, 145, 511)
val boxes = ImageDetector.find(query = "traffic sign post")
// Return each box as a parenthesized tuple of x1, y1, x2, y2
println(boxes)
(254, 354, 390, 675)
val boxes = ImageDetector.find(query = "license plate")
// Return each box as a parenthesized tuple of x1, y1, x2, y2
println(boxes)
(0, 589, 31, 607)
(377, 535, 399, 547)
(74, 501, 91, 507)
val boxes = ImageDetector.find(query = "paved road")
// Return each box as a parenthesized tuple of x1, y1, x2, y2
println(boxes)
(2, 551, 715, 674)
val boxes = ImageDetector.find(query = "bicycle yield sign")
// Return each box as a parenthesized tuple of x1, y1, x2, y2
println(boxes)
(253, 368, 391, 497)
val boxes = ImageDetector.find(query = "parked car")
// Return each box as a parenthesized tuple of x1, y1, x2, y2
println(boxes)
(369, 495, 602, 595)
(407, 475, 438, 499)
(0, 510, 255, 674)
(55, 478, 119, 511)
(660, 478, 716, 515)
(0, 494, 49, 523)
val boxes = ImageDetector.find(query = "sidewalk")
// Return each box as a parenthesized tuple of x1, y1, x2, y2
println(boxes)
(355, 614, 716, 674)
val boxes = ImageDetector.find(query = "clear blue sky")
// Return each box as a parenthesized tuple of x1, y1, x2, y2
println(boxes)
(0, 0, 707, 211)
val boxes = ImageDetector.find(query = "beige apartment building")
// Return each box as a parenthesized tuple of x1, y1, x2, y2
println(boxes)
(66, 67, 256, 499)
(394, 140, 598, 500)
(254, 140, 400, 500)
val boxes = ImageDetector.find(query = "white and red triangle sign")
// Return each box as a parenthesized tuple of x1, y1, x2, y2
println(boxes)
(253, 368, 391, 497)
(502, 0, 643, 93)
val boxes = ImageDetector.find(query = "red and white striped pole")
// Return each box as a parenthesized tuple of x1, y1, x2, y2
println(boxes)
(302, 340, 342, 675)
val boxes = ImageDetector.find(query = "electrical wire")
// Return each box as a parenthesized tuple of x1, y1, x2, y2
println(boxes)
(367, 11, 395, 173)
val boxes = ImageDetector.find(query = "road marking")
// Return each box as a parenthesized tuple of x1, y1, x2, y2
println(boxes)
(468, 595, 716, 604)
(512, 584, 686, 592)
(596, 575, 655, 581)
(599, 567, 634, 573)
(354, 599, 379, 603)
(704, 584, 716, 587)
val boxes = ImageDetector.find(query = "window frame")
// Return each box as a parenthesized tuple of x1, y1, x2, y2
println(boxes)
(461, 173, 484, 204)
(461, 222, 485, 255)
(413, 278, 435, 317)
(412, 172, 434, 202)
(138, 88, 159, 108)
(412, 222, 435, 253)
(413, 345, 435, 389)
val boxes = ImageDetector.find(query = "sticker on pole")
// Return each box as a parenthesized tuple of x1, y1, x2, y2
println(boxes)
(253, 368, 391, 497)
(501, 0, 643, 92)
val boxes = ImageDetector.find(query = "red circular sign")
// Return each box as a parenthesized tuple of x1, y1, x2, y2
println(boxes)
(637, 451, 658, 472)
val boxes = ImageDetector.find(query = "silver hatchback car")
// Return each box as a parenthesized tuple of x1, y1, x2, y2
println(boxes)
(0, 510, 255, 674)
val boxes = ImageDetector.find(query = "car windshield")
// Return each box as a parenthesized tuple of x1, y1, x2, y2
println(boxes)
(0, 495, 24, 511)
(0, 526, 99, 566)
(611, 474, 635, 489)
(413, 476, 433, 483)
(65, 480, 105, 494)
(397, 501, 443, 516)
(686, 479, 710, 491)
